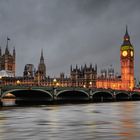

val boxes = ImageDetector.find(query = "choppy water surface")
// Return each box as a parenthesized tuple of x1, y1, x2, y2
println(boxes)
(1, 101, 140, 140)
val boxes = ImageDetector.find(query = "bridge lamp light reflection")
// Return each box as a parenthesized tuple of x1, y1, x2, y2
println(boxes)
(83, 85, 86, 88)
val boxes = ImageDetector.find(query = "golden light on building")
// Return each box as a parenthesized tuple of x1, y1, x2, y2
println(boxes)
(113, 84, 115, 88)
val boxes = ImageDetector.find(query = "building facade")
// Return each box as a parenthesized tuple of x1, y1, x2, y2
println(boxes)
(97, 66, 122, 90)
(23, 64, 35, 78)
(0, 38, 16, 77)
(96, 27, 134, 90)
(70, 64, 97, 87)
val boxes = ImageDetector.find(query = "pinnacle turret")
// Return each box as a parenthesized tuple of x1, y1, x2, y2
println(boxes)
(0, 46, 1, 56)
(122, 25, 132, 46)
(5, 37, 10, 55)
(13, 46, 16, 58)
(40, 49, 44, 64)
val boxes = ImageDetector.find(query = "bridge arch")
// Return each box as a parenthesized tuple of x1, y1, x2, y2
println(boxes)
(2, 89, 53, 104)
(92, 91, 113, 102)
(115, 92, 129, 101)
(131, 93, 140, 101)
(56, 90, 89, 102)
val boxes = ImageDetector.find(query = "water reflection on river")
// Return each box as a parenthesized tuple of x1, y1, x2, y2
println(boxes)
(0, 101, 140, 140)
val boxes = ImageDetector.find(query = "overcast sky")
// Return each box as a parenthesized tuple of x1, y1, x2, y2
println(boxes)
(0, 0, 140, 80)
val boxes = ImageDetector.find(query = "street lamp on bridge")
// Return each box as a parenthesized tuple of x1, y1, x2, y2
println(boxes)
(53, 78, 57, 87)
(89, 81, 92, 88)
(16, 80, 21, 85)
(83, 85, 86, 88)
(0, 76, 2, 85)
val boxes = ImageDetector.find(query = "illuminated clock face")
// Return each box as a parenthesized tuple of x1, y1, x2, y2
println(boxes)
(131, 51, 133, 57)
(122, 51, 128, 57)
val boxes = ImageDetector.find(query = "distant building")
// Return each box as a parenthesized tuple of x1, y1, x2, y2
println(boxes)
(0, 70, 14, 77)
(23, 64, 35, 78)
(70, 64, 97, 87)
(0, 37, 15, 77)
(35, 49, 46, 81)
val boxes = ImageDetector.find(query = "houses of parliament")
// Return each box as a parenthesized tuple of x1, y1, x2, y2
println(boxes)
(0, 27, 135, 91)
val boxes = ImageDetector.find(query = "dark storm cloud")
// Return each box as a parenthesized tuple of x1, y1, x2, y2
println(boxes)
(0, 0, 140, 80)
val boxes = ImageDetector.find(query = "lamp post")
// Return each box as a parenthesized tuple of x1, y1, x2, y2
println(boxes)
(56, 82, 60, 87)
(83, 84, 86, 88)
(16, 80, 21, 85)
(53, 78, 57, 99)
(0, 76, 2, 85)
(37, 72, 40, 86)
(89, 81, 92, 88)
(53, 78, 57, 87)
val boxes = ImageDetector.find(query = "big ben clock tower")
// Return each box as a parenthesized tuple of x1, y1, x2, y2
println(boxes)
(120, 26, 134, 90)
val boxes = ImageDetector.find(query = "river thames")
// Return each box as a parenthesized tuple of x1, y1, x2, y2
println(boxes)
(0, 101, 140, 140)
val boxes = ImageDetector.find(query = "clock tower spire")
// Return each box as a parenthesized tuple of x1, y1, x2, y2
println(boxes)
(122, 25, 131, 46)
(120, 26, 134, 90)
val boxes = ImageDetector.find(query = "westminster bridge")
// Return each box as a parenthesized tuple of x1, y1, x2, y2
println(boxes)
(0, 86, 140, 106)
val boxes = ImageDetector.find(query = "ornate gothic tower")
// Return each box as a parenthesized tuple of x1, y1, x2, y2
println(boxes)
(120, 26, 134, 90)
(0, 38, 16, 76)
(36, 49, 46, 80)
